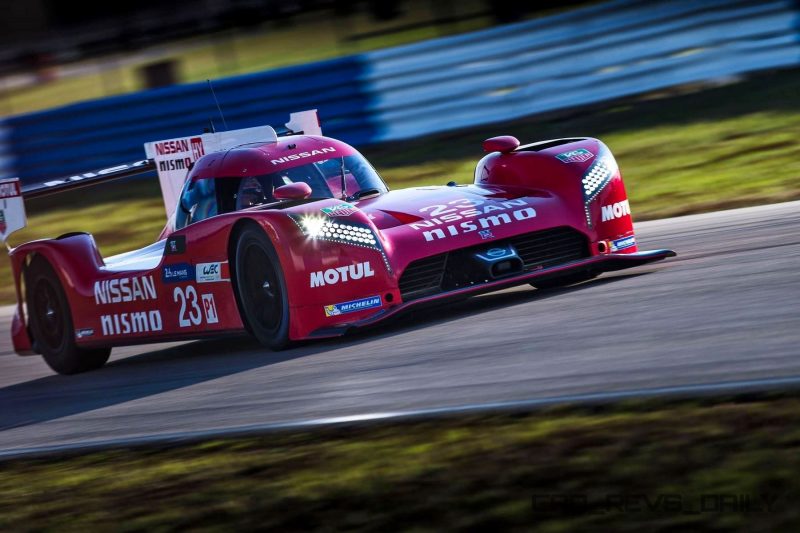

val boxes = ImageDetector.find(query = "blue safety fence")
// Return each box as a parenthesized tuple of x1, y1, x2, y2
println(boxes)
(360, 0, 800, 141)
(2, 55, 378, 183)
(1, 0, 798, 184)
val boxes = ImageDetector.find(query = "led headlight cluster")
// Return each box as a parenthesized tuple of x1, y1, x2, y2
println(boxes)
(307, 218, 377, 246)
(582, 154, 619, 227)
(290, 213, 393, 274)
(582, 157, 615, 200)
(293, 215, 380, 250)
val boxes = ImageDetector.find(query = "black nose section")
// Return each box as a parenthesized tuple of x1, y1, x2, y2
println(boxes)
(473, 244, 523, 279)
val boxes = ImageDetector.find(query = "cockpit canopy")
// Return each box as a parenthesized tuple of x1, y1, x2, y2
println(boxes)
(174, 152, 387, 230)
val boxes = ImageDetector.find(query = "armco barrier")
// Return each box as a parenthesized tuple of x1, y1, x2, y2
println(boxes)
(0, 120, 13, 180)
(2, 0, 798, 185)
(361, 0, 800, 141)
(3, 55, 378, 184)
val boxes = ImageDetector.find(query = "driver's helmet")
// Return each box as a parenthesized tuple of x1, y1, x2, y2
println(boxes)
(236, 176, 269, 209)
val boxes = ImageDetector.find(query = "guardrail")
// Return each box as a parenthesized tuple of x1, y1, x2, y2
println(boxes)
(0, 120, 13, 180)
(1, 0, 798, 184)
(362, 0, 800, 141)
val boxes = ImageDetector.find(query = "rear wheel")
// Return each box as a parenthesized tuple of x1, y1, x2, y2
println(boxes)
(531, 272, 597, 290)
(25, 257, 110, 374)
(232, 226, 290, 350)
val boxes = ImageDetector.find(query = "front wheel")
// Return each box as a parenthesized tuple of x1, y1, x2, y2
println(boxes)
(25, 257, 111, 374)
(232, 225, 290, 350)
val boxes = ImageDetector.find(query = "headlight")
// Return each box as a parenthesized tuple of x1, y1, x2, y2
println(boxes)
(291, 213, 392, 274)
(582, 148, 620, 227)
(296, 215, 378, 248)
(582, 155, 618, 201)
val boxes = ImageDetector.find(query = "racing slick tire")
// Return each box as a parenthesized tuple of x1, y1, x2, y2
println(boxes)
(25, 257, 111, 375)
(531, 272, 597, 290)
(232, 225, 290, 350)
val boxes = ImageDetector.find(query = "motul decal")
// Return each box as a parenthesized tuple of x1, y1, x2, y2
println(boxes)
(601, 200, 631, 222)
(310, 261, 375, 288)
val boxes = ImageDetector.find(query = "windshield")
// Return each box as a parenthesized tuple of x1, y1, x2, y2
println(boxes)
(235, 154, 387, 210)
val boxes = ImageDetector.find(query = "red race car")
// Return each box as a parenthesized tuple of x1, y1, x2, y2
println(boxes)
(1, 110, 675, 374)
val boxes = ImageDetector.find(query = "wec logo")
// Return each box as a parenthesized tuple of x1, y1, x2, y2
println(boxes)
(601, 200, 630, 222)
(196, 262, 228, 283)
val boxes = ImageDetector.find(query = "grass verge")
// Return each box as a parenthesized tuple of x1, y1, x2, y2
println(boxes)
(2, 393, 800, 531)
(2, 68, 799, 304)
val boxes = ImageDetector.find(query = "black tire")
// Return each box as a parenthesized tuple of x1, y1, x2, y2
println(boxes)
(25, 257, 111, 374)
(231, 225, 290, 350)
(531, 272, 598, 290)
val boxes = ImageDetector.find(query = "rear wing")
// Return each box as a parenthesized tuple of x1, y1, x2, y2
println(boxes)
(1, 179, 26, 247)
(0, 110, 321, 245)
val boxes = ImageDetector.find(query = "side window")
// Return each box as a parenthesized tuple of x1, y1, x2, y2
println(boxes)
(175, 178, 218, 230)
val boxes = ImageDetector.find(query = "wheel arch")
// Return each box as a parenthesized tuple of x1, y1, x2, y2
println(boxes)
(9, 234, 105, 355)
(225, 217, 291, 348)
(226, 218, 264, 329)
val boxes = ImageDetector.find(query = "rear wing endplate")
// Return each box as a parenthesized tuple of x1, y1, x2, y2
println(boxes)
(143, 109, 321, 217)
(1, 110, 321, 245)
(1, 178, 25, 247)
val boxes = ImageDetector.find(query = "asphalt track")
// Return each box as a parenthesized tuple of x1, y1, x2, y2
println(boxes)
(1, 201, 798, 457)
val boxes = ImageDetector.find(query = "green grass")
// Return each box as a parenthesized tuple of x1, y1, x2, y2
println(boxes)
(2, 68, 799, 304)
(2, 393, 800, 531)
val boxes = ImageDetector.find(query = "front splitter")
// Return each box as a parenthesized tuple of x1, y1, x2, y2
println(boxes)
(308, 248, 676, 338)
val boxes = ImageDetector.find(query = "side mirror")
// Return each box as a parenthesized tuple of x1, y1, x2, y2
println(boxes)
(274, 182, 312, 200)
(483, 136, 520, 153)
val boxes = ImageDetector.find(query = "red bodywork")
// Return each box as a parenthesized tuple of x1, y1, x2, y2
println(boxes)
(9, 135, 673, 354)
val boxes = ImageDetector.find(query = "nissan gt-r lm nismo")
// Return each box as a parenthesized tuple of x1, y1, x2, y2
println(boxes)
(0, 110, 675, 374)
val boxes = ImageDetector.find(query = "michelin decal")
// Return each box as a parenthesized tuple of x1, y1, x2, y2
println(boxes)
(324, 295, 382, 317)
